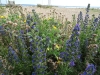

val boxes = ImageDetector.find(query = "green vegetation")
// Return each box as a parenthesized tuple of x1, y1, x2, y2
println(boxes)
(0, 4, 100, 75)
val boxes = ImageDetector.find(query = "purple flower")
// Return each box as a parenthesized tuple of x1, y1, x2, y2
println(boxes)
(31, 25, 35, 29)
(77, 54, 81, 59)
(8, 46, 19, 62)
(60, 52, 69, 61)
(54, 73, 57, 75)
(83, 4, 90, 30)
(0, 26, 6, 35)
(32, 72, 36, 75)
(20, 30, 24, 34)
(0, 26, 3, 30)
(74, 38, 80, 47)
(81, 71, 87, 75)
(92, 18, 99, 31)
(94, 18, 98, 23)
(81, 63, 96, 75)
(69, 60, 75, 67)
(0, 60, 3, 68)
(77, 11, 83, 24)
(73, 24, 80, 31)
(31, 37, 47, 74)
(86, 4, 90, 12)
(36, 36, 42, 41)
(60, 23, 81, 65)
(85, 64, 96, 73)
(46, 37, 50, 41)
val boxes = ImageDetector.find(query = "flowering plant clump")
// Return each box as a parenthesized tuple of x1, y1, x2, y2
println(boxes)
(0, 4, 100, 75)
(81, 63, 96, 75)
(60, 24, 81, 66)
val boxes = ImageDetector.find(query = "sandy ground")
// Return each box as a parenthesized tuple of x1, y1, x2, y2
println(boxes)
(2, 6, 100, 22)
(22, 6, 100, 21)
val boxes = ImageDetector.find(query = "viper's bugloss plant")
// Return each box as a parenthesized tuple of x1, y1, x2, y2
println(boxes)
(81, 63, 96, 75)
(8, 46, 19, 63)
(31, 36, 47, 75)
(60, 24, 81, 67)
(0, 25, 6, 35)
(0, 4, 100, 75)
(77, 11, 83, 24)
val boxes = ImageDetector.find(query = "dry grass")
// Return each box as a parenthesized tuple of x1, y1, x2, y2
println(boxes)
(1, 5, 100, 22)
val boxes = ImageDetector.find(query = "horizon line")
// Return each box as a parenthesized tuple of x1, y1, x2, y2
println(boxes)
(1, 3, 100, 7)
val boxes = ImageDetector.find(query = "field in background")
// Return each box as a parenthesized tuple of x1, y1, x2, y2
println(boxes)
(0, 5, 100, 21)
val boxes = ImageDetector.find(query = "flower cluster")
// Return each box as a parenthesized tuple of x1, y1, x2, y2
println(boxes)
(60, 24, 81, 66)
(83, 4, 90, 31)
(0, 26, 6, 35)
(81, 63, 96, 75)
(26, 14, 33, 26)
(8, 46, 19, 63)
(77, 11, 83, 24)
(31, 36, 47, 75)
